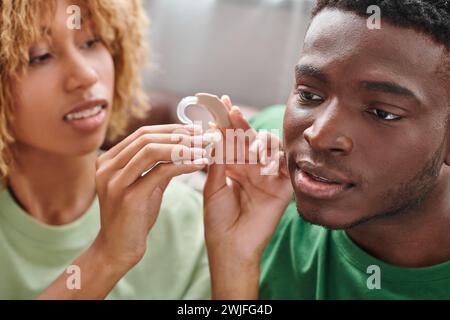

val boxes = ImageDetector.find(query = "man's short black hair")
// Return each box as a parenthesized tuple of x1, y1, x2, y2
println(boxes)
(312, 0, 450, 88)
(312, 0, 450, 52)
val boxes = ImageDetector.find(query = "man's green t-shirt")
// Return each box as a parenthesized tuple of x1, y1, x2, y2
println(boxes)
(250, 105, 450, 300)
(0, 178, 210, 299)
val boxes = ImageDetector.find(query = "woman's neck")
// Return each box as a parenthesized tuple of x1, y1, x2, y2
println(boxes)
(7, 143, 98, 225)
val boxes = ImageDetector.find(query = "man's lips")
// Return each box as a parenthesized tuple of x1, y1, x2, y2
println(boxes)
(294, 161, 355, 199)
(297, 161, 355, 185)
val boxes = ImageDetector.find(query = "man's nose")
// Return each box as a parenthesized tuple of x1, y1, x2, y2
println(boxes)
(64, 51, 99, 92)
(303, 103, 354, 156)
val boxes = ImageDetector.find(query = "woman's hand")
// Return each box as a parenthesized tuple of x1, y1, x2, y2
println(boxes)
(203, 98, 293, 299)
(39, 124, 209, 300)
(95, 124, 209, 268)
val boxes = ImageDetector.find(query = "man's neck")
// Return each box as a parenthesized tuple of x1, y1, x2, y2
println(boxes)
(346, 167, 450, 268)
(7, 143, 98, 226)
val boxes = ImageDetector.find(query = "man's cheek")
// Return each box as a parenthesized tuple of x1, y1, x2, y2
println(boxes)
(283, 122, 308, 146)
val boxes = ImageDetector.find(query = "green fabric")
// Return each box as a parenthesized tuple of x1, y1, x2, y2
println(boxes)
(0, 178, 210, 299)
(251, 105, 450, 300)
(249, 104, 285, 139)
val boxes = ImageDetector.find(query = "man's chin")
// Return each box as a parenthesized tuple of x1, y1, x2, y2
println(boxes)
(295, 203, 368, 230)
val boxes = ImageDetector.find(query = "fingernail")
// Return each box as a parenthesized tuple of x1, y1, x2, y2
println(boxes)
(170, 134, 182, 143)
(192, 135, 206, 145)
(192, 148, 207, 158)
(208, 121, 218, 130)
(203, 132, 222, 143)
(222, 95, 231, 105)
(193, 158, 210, 165)
(231, 106, 242, 116)
(249, 139, 261, 154)
(260, 149, 268, 166)
(186, 124, 203, 133)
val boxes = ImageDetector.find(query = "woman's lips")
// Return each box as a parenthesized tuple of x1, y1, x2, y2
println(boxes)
(63, 98, 109, 133)
(64, 106, 107, 133)
(294, 168, 354, 199)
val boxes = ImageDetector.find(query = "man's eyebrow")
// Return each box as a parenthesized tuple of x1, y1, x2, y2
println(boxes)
(295, 64, 328, 83)
(360, 81, 418, 99)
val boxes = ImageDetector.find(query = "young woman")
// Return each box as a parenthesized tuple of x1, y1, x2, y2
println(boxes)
(0, 0, 212, 299)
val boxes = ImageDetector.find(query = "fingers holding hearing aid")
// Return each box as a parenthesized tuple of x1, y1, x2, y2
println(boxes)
(98, 131, 210, 173)
(215, 95, 275, 166)
(94, 124, 209, 267)
(97, 124, 210, 195)
(98, 124, 201, 162)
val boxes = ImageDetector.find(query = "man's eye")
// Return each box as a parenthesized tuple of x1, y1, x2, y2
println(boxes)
(81, 38, 101, 50)
(297, 90, 323, 104)
(29, 53, 52, 65)
(368, 109, 401, 121)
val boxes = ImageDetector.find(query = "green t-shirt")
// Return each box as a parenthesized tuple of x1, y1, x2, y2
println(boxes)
(250, 105, 450, 300)
(0, 178, 210, 299)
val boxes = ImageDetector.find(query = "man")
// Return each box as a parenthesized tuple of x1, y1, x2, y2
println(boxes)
(204, 0, 450, 299)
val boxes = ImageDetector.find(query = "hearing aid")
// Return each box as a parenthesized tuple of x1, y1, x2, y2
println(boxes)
(177, 93, 231, 128)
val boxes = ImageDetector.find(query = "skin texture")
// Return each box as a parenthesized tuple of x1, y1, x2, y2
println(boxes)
(204, 8, 450, 300)
(284, 9, 450, 267)
(6, 0, 208, 299)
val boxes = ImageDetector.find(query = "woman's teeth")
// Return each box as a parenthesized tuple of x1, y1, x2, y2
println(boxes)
(65, 105, 104, 121)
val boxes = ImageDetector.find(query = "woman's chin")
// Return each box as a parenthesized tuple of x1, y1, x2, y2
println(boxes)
(75, 140, 106, 155)
(55, 134, 107, 157)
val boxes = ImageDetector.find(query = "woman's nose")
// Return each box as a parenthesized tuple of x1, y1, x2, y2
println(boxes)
(64, 52, 99, 92)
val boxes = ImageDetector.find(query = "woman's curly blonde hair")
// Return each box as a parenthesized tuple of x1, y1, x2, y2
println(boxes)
(0, 0, 150, 185)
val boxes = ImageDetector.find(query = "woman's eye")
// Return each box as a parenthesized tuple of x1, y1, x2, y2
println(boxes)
(29, 53, 52, 65)
(82, 38, 101, 50)
(368, 109, 401, 121)
(297, 90, 323, 104)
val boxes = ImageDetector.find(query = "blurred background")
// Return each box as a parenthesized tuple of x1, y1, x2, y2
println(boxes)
(143, 0, 314, 108)
(106, 0, 315, 146)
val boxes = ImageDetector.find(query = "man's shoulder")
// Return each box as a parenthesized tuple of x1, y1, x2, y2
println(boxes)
(263, 200, 328, 259)
(259, 201, 331, 299)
